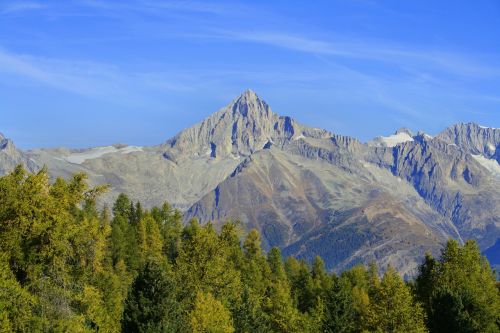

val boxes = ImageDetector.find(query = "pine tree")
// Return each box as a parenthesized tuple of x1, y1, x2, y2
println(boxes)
(122, 261, 181, 332)
(176, 220, 242, 306)
(150, 202, 182, 262)
(323, 275, 358, 333)
(235, 229, 271, 332)
(263, 248, 302, 332)
(416, 240, 500, 333)
(189, 292, 235, 333)
(285, 257, 315, 313)
(0, 253, 33, 332)
(136, 214, 164, 264)
(112, 193, 131, 218)
(110, 215, 130, 266)
(368, 266, 427, 333)
(0, 166, 113, 331)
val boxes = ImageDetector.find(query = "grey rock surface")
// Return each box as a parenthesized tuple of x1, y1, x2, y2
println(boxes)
(0, 133, 38, 174)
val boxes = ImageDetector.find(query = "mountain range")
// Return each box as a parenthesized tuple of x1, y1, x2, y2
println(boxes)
(2, 90, 499, 277)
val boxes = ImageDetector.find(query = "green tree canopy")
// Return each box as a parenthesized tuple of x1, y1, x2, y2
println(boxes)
(416, 240, 500, 333)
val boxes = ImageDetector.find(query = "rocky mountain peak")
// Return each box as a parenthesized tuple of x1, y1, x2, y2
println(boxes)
(163, 90, 330, 160)
(230, 89, 268, 117)
(436, 122, 500, 158)
(0, 133, 39, 174)
(225, 89, 276, 127)
(395, 127, 413, 136)
(0, 135, 16, 153)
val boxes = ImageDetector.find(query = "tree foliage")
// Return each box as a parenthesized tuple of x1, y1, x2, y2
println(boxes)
(416, 240, 500, 333)
(0, 166, 498, 332)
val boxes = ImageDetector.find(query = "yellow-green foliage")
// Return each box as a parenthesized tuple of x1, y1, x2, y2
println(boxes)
(189, 292, 235, 333)
(0, 166, 499, 333)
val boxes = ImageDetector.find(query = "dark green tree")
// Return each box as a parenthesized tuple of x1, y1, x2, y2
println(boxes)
(122, 261, 181, 333)
(416, 240, 500, 333)
(112, 193, 131, 219)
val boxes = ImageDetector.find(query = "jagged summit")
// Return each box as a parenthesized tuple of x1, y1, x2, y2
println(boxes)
(163, 90, 331, 160)
(436, 122, 500, 158)
(0, 135, 15, 152)
(395, 127, 413, 136)
(0, 133, 38, 174)
(228, 89, 273, 118)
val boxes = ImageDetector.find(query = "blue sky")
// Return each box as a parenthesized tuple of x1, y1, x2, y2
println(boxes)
(1, 0, 499, 149)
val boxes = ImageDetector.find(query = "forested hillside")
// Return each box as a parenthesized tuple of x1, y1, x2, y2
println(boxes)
(0, 166, 499, 332)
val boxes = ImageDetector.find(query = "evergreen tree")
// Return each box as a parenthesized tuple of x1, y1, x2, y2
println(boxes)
(113, 193, 131, 218)
(176, 220, 242, 306)
(159, 203, 183, 262)
(323, 275, 358, 333)
(189, 292, 235, 333)
(235, 229, 271, 332)
(122, 261, 181, 333)
(367, 266, 427, 333)
(416, 240, 500, 333)
(136, 214, 164, 264)
(285, 257, 315, 313)
(0, 167, 113, 331)
(110, 215, 130, 266)
(263, 248, 302, 332)
(0, 253, 33, 332)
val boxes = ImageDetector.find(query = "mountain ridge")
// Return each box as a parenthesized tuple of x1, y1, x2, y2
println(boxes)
(1, 90, 499, 276)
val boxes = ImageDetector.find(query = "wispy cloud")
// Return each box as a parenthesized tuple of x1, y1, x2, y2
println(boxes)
(0, 49, 195, 99)
(217, 30, 500, 80)
(1, 1, 498, 131)
(1, 1, 46, 14)
(9, 0, 496, 83)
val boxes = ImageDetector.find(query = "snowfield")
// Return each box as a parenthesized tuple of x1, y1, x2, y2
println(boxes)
(63, 146, 143, 164)
(472, 154, 500, 177)
(377, 132, 414, 147)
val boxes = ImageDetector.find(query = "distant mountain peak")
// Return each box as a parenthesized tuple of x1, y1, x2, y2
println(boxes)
(162, 90, 331, 160)
(395, 127, 413, 136)
(436, 122, 500, 158)
(0, 136, 15, 151)
(228, 89, 272, 119)
(239, 88, 258, 100)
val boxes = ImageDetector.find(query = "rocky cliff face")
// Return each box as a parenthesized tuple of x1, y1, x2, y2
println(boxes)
(2, 91, 499, 276)
(161, 89, 331, 160)
(368, 137, 500, 250)
(0, 133, 38, 174)
(436, 123, 500, 160)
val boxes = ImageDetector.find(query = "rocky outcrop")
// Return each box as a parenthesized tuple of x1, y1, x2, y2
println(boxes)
(364, 131, 500, 250)
(436, 123, 500, 160)
(0, 133, 38, 174)
(160, 89, 331, 160)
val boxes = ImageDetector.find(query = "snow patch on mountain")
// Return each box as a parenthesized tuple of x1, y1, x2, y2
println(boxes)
(479, 125, 499, 130)
(370, 132, 414, 147)
(472, 154, 500, 177)
(294, 134, 306, 141)
(62, 146, 143, 164)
